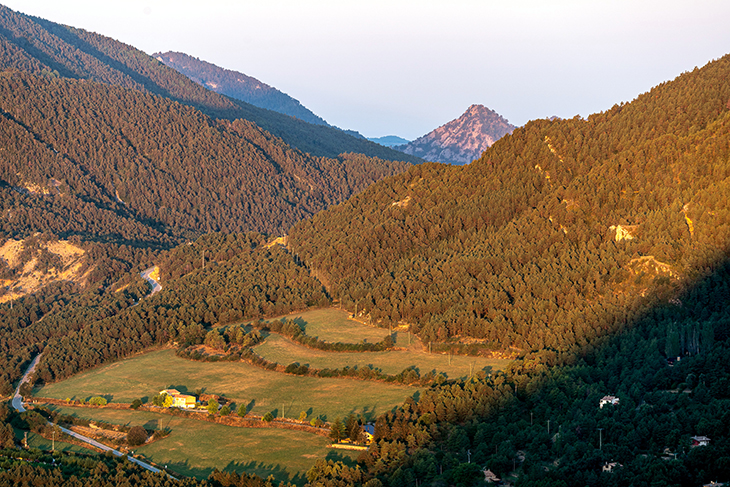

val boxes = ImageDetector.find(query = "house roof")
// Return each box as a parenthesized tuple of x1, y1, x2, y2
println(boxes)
(483, 469, 500, 482)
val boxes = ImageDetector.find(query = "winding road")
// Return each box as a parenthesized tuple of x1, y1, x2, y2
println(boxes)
(12, 355, 168, 476)
(140, 267, 162, 296)
(12, 354, 41, 413)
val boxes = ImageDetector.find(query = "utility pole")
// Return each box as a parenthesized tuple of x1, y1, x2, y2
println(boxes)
(467, 449, 471, 463)
(530, 412, 533, 425)
(598, 428, 603, 450)
(52, 428, 55, 452)
(547, 420, 550, 435)
(202, 250, 205, 269)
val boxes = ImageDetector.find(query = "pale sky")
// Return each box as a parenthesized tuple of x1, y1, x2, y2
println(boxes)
(3, 0, 730, 140)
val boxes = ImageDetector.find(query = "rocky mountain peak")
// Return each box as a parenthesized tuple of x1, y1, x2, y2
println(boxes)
(395, 104, 515, 164)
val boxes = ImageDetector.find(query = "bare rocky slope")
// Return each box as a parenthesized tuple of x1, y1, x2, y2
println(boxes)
(395, 104, 515, 164)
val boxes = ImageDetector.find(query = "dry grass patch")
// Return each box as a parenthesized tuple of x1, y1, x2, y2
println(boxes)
(0, 237, 88, 302)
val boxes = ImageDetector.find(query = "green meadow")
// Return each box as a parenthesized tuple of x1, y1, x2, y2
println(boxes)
(44, 405, 355, 483)
(275, 308, 391, 344)
(34, 348, 414, 422)
(254, 333, 509, 378)
(32, 307, 511, 483)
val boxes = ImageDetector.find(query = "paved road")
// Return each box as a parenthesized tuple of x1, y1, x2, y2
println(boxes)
(11, 354, 168, 477)
(56, 425, 163, 473)
(140, 267, 162, 296)
(12, 354, 41, 413)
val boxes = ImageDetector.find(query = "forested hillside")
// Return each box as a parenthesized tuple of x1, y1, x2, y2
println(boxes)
(155, 51, 330, 127)
(289, 54, 730, 354)
(0, 4, 421, 161)
(0, 232, 327, 395)
(0, 70, 410, 242)
(2, 3, 730, 484)
(353, 257, 730, 486)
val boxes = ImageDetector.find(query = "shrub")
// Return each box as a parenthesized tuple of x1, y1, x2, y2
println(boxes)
(130, 399, 142, 410)
(237, 404, 247, 417)
(88, 396, 107, 406)
(207, 398, 219, 415)
(127, 426, 148, 446)
(262, 412, 274, 422)
(152, 429, 171, 440)
(285, 362, 300, 374)
(220, 405, 231, 416)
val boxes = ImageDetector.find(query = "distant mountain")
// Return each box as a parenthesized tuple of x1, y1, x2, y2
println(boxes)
(154, 51, 330, 127)
(368, 135, 411, 147)
(0, 5, 420, 162)
(395, 104, 515, 164)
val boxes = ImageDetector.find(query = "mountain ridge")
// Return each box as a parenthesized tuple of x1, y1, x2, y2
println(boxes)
(0, 69, 411, 243)
(154, 50, 330, 127)
(0, 4, 421, 162)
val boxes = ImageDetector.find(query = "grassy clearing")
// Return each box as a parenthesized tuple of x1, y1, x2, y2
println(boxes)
(273, 308, 391, 344)
(254, 334, 510, 378)
(34, 349, 414, 422)
(44, 405, 355, 483)
(32, 307, 510, 482)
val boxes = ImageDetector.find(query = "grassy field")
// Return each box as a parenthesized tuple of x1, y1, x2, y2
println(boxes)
(256, 308, 512, 378)
(32, 307, 511, 483)
(273, 308, 392, 344)
(254, 333, 510, 378)
(34, 349, 415, 422)
(44, 405, 356, 483)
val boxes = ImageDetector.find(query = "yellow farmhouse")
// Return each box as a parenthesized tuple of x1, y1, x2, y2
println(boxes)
(159, 389, 197, 409)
